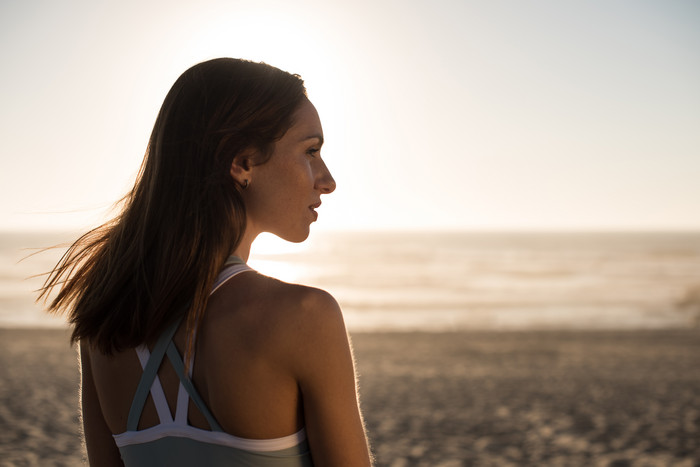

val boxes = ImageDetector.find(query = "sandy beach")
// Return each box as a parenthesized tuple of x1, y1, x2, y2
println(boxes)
(1, 329, 699, 466)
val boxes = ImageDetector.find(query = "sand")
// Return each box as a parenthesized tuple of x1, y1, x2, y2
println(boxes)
(0, 329, 81, 467)
(352, 331, 700, 467)
(1, 329, 699, 466)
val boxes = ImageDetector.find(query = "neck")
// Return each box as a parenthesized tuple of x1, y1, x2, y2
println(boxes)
(232, 228, 258, 262)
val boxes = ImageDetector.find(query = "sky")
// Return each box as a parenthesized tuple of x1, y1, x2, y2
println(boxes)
(1, 0, 699, 232)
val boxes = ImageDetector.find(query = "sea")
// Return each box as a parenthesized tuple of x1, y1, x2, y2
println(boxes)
(2, 230, 700, 331)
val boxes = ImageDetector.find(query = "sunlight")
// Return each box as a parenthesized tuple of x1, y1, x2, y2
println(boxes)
(172, 3, 339, 87)
(251, 232, 310, 256)
(248, 233, 313, 283)
(247, 259, 306, 284)
(248, 236, 308, 283)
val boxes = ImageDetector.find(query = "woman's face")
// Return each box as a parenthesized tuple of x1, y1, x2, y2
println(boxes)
(243, 99, 336, 242)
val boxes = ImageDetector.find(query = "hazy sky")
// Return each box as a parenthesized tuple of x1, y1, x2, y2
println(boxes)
(1, 0, 699, 231)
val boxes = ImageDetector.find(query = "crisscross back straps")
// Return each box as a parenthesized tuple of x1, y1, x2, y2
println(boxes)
(126, 318, 225, 433)
(127, 318, 182, 431)
(165, 341, 223, 432)
(126, 256, 246, 433)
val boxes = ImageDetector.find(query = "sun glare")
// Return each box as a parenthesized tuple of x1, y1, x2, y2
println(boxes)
(248, 234, 311, 283)
(251, 232, 310, 256)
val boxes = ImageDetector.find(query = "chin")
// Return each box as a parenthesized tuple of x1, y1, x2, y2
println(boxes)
(275, 227, 311, 243)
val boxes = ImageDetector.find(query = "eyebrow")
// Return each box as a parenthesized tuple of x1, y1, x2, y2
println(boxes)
(301, 134, 324, 145)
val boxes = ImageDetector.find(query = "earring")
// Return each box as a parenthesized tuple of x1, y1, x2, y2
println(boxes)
(242, 179, 249, 189)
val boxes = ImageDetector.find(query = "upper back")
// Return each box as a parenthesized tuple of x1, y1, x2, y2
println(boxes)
(88, 267, 312, 439)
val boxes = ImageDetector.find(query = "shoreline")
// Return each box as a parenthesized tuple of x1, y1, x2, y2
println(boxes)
(1, 328, 699, 466)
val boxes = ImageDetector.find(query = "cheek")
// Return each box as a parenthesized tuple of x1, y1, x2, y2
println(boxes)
(250, 158, 312, 212)
(254, 178, 298, 215)
(278, 160, 314, 194)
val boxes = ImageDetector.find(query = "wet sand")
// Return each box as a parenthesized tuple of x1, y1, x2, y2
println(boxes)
(1, 328, 699, 466)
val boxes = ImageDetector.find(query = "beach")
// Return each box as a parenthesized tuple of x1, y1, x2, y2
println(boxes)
(1, 328, 699, 466)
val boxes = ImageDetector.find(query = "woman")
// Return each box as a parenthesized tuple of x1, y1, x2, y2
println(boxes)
(41, 58, 372, 466)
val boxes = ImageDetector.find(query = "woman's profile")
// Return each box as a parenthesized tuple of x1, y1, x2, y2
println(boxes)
(40, 58, 372, 466)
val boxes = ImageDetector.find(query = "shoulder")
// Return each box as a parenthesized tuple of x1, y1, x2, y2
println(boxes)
(212, 270, 341, 320)
(217, 271, 340, 315)
(204, 270, 346, 352)
(274, 280, 344, 333)
(261, 275, 347, 351)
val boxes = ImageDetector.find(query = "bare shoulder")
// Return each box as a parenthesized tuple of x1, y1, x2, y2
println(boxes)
(273, 279, 344, 332)
(204, 271, 370, 464)
(203, 271, 347, 354)
(260, 273, 346, 347)
(213, 270, 340, 317)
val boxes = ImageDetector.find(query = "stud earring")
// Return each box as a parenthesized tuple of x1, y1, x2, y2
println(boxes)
(242, 179, 249, 189)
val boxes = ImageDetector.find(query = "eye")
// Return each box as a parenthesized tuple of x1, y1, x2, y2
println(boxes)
(306, 148, 320, 158)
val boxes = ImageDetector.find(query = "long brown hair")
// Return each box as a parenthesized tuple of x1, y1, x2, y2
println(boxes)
(40, 58, 307, 356)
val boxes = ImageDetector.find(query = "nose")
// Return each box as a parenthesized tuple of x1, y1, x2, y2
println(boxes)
(316, 160, 336, 194)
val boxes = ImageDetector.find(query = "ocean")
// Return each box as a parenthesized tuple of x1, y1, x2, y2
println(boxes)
(2, 230, 699, 331)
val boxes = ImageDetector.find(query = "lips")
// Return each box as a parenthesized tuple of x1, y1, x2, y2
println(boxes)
(309, 201, 321, 221)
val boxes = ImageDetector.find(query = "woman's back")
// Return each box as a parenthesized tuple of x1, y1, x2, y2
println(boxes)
(83, 262, 369, 465)
(89, 269, 306, 439)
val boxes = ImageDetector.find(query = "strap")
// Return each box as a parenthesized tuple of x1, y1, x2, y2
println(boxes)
(174, 373, 190, 425)
(126, 317, 181, 431)
(173, 256, 249, 427)
(224, 255, 245, 267)
(166, 341, 224, 432)
(126, 257, 248, 432)
(212, 262, 251, 294)
(135, 346, 174, 425)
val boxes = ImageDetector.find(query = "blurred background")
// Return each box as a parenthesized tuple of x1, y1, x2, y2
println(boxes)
(1, 0, 699, 465)
(2, 0, 700, 233)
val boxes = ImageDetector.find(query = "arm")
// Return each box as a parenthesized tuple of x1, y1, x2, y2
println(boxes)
(79, 341, 124, 467)
(292, 289, 373, 466)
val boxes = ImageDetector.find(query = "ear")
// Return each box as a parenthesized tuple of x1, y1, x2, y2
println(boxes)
(230, 147, 256, 187)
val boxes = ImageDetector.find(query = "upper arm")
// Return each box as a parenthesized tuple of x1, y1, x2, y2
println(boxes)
(80, 342, 124, 467)
(289, 289, 372, 466)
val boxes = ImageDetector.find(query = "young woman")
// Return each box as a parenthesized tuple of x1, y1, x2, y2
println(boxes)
(41, 58, 372, 466)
